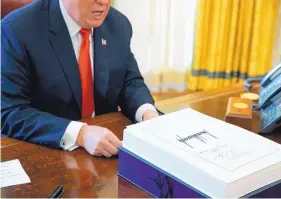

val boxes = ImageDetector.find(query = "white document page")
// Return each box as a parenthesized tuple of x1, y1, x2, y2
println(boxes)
(0, 159, 31, 188)
(127, 108, 280, 171)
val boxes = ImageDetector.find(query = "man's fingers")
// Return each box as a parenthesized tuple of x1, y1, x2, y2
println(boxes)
(93, 148, 103, 157)
(85, 126, 122, 158)
(100, 148, 112, 158)
(102, 141, 118, 155)
(106, 131, 122, 148)
(94, 145, 111, 158)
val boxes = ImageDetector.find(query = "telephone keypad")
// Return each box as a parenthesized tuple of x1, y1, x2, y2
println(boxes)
(260, 98, 281, 130)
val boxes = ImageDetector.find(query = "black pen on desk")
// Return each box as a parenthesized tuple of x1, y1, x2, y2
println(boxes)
(48, 185, 64, 198)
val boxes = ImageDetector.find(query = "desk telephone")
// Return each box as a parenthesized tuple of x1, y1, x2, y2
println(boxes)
(245, 63, 281, 133)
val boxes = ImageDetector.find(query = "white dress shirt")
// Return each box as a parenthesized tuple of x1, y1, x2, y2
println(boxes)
(59, 0, 157, 151)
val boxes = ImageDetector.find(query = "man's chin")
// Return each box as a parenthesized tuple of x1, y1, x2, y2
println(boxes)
(84, 20, 104, 29)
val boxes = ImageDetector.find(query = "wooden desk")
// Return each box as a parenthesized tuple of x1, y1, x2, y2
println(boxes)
(1, 84, 281, 198)
(156, 83, 281, 142)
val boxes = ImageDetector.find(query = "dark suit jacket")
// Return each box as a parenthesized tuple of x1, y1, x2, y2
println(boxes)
(1, 0, 155, 149)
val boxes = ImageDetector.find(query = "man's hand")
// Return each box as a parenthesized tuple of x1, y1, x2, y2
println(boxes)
(76, 125, 122, 157)
(142, 109, 159, 121)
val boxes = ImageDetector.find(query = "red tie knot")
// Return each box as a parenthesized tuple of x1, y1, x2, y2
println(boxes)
(80, 28, 91, 38)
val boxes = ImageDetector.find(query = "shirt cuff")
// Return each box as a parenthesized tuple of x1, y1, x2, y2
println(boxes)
(60, 121, 86, 151)
(135, 103, 158, 122)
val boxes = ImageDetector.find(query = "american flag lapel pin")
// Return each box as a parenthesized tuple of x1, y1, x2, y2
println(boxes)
(102, 38, 107, 46)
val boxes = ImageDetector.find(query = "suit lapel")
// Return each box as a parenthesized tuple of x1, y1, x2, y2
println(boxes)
(47, 0, 113, 115)
(93, 24, 112, 112)
(48, 0, 82, 113)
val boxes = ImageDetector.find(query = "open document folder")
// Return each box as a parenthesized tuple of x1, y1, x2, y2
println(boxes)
(121, 108, 281, 198)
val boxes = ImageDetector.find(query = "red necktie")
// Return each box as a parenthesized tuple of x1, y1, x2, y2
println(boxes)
(78, 28, 94, 118)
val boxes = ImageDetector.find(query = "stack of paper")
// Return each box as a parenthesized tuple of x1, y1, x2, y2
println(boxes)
(0, 159, 31, 188)
(122, 108, 281, 198)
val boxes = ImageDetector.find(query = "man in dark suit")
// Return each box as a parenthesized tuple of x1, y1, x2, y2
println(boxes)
(1, 0, 159, 157)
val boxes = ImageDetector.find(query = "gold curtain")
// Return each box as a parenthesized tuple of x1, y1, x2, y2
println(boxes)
(189, 0, 280, 91)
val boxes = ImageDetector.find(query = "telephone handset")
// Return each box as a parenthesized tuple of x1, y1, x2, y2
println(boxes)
(244, 63, 281, 110)
(258, 64, 281, 110)
(244, 63, 281, 133)
(260, 63, 281, 87)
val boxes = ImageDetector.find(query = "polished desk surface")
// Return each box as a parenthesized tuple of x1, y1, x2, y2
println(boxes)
(1, 83, 281, 198)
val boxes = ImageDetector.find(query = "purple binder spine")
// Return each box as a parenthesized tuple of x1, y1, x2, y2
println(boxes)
(118, 147, 281, 198)
(118, 147, 207, 198)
